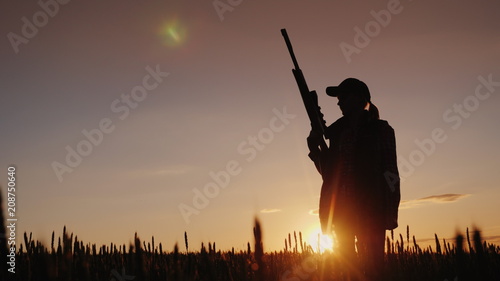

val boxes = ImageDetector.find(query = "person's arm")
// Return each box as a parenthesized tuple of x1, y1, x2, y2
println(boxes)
(307, 130, 329, 176)
(380, 123, 400, 229)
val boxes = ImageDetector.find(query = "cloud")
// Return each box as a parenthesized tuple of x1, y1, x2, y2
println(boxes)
(482, 235, 500, 245)
(420, 194, 470, 202)
(307, 194, 469, 212)
(401, 193, 470, 209)
(260, 208, 282, 213)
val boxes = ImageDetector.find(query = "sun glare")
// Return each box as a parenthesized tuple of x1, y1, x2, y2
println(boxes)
(159, 17, 187, 47)
(307, 227, 334, 253)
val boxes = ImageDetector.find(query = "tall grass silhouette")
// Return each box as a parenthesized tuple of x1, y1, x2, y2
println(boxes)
(1, 187, 499, 280)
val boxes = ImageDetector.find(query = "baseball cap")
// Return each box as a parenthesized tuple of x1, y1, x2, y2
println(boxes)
(326, 78, 371, 101)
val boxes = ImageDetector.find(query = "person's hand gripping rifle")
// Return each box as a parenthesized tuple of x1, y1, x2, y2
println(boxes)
(281, 29, 328, 155)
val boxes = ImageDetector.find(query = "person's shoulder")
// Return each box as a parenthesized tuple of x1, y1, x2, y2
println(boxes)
(374, 119, 396, 136)
(326, 116, 347, 131)
(324, 117, 346, 139)
(376, 119, 389, 127)
(330, 117, 347, 127)
(374, 119, 393, 128)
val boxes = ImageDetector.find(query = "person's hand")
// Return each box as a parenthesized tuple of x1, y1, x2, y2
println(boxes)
(307, 130, 323, 151)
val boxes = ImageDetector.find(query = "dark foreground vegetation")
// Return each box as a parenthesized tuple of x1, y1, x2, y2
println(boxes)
(1, 220, 499, 281)
(0, 186, 499, 281)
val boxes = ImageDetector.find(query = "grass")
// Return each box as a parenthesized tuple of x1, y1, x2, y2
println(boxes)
(1, 220, 499, 281)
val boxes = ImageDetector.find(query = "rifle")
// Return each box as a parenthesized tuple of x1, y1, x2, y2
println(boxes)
(281, 29, 328, 151)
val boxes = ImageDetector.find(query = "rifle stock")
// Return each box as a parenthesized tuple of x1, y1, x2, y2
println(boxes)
(281, 29, 327, 150)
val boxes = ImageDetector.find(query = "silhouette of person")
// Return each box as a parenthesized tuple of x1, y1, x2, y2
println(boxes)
(307, 78, 400, 281)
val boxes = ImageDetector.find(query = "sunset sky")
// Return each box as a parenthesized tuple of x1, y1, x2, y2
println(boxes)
(1, 0, 499, 252)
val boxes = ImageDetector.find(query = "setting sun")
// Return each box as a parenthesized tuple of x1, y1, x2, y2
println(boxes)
(307, 226, 335, 253)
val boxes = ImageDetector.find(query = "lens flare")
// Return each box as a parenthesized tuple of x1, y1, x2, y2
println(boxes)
(159, 17, 187, 47)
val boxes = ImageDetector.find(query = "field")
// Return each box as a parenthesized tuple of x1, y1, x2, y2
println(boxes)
(1, 219, 500, 281)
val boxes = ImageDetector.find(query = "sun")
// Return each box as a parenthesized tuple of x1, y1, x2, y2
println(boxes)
(307, 226, 334, 253)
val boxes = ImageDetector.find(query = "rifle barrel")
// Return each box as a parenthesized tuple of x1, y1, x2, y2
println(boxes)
(280, 29, 300, 70)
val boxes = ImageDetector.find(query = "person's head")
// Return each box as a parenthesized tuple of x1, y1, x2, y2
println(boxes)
(326, 78, 379, 119)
